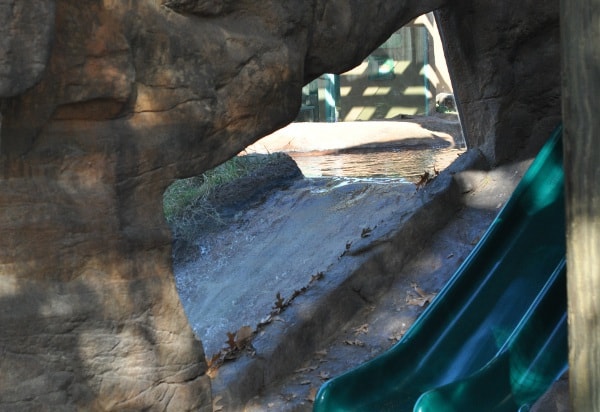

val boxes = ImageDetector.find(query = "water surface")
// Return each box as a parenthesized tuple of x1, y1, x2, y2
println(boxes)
(290, 145, 465, 181)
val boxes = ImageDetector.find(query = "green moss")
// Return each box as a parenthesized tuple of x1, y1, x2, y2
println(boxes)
(163, 176, 206, 223)
(163, 154, 283, 236)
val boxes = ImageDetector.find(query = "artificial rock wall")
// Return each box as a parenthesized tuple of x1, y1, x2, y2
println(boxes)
(0, 0, 448, 409)
(436, 0, 561, 164)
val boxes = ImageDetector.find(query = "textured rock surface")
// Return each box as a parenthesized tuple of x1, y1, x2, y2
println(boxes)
(0, 0, 55, 97)
(0, 0, 564, 408)
(436, 0, 562, 164)
(0, 0, 449, 409)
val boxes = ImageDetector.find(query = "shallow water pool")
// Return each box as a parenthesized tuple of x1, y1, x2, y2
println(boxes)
(290, 145, 466, 182)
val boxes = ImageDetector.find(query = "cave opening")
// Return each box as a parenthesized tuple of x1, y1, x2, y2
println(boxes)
(163, 11, 468, 407)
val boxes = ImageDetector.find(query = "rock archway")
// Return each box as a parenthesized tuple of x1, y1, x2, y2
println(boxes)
(0, 0, 461, 409)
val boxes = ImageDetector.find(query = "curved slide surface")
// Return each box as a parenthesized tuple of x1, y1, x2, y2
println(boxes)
(313, 127, 567, 412)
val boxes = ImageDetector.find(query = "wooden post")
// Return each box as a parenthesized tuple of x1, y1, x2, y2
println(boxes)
(561, 0, 600, 410)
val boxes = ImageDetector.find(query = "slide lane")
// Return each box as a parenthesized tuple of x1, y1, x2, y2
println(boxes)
(313, 127, 566, 411)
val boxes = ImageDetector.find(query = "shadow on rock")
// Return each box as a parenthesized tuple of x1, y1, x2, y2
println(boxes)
(171, 153, 303, 263)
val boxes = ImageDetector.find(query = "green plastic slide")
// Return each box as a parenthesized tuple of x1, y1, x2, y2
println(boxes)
(313, 126, 567, 412)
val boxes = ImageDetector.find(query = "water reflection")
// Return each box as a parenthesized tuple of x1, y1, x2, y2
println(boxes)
(290, 146, 465, 181)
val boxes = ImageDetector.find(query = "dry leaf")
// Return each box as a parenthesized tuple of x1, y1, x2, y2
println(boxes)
(415, 171, 432, 190)
(295, 365, 318, 373)
(411, 282, 428, 298)
(353, 323, 369, 335)
(310, 272, 324, 283)
(318, 371, 331, 381)
(300, 380, 312, 385)
(406, 296, 430, 307)
(235, 325, 254, 349)
(225, 332, 236, 350)
(207, 352, 221, 369)
(206, 352, 224, 378)
(408, 283, 436, 306)
(361, 227, 372, 238)
(307, 387, 318, 402)
(343, 339, 365, 347)
(273, 292, 285, 310)
(258, 314, 273, 326)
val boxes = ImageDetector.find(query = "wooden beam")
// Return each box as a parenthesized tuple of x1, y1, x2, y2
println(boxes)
(561, 0, 600, 410)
